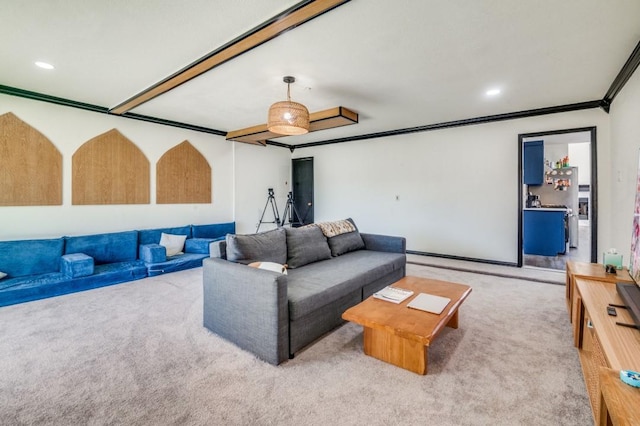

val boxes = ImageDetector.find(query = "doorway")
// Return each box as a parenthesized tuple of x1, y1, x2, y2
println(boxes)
(292, 157, 314, 226)
(518, 127, 597, 270)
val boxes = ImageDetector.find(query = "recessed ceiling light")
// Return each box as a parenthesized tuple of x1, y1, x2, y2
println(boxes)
(35, 61, 54, 70)
(486, 88, 501, 96)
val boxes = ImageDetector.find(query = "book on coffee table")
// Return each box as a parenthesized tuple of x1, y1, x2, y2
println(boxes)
(373, 286, 414, 304)
(407, 293, 451, 314)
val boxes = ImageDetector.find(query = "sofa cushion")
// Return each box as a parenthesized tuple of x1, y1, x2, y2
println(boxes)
(138, 226, 192, 246)
(285, 226, 331, 268)
(65, 231, 138, 265)
(160, 233, 187, 256)
(226, 228, 286, 265)
(139, 244, 166, 263)
(286, 250, 406, 320)
(185, 238, 214, 255)
(144, 253, 208, 277)
(192, 222, 235, 239)
(61, 253, 94, 278)
(0, 238, 64, 277)
(317, 218, 365, 256)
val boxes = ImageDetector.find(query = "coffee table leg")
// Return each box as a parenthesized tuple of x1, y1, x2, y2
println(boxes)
(446, 310, 459, 329)
(363, 327, 428, 375)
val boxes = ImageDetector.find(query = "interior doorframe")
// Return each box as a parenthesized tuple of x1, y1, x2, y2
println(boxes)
(517, 126, 598, 267)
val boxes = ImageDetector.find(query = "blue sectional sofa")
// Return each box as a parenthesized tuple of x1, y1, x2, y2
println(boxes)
(0, 222, 235, 307)
(138, 223, 235, 276)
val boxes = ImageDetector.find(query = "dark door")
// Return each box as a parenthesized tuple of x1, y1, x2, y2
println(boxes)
(292, 157, 314, 226)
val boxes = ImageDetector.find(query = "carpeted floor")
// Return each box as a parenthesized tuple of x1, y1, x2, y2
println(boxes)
(0, 263, 591, 425)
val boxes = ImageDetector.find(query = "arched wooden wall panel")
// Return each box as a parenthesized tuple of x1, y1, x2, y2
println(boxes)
(157, 140, 211, 204)
(72, 129, 150, 205)
(0, 112, 62, 206)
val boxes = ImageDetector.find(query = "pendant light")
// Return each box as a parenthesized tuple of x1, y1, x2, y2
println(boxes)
(267, 76, 310, 135)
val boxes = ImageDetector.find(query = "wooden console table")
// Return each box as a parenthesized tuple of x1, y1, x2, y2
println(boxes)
(565, 261, 633, 333)
(599, 367, 640, 426)
(574, 279, 640, 424)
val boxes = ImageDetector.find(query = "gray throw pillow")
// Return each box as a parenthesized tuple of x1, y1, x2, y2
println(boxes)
(226, 228, 287, 265)
(285, 226, 331, 268)
(326, 218, 365, 256)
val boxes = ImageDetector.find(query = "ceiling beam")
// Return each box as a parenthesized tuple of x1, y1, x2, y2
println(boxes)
(109, 0, 351, 115)
(226, 107, 358, 145)
(602, 39, 640, 108)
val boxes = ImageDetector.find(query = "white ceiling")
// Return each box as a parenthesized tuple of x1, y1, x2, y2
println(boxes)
(2, 1, 640, 146)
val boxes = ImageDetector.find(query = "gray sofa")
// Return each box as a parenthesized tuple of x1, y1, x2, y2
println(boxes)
(202, 219, 406, 365)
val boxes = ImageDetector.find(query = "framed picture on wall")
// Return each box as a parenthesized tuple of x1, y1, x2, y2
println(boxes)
(629, 150, 640, 282)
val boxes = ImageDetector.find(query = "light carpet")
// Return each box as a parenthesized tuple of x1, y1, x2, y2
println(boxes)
(0, 263, 591, 425)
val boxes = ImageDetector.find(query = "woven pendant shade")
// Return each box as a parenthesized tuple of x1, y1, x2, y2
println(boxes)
(267, 76, 310, 135)
(268, 100, 310, 135)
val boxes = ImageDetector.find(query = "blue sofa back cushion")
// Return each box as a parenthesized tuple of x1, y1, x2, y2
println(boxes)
(65, 231, 138, 265)
(138, 225, 192, 246)
(192, 222, 235, 239)
(0, 238, 64, 277)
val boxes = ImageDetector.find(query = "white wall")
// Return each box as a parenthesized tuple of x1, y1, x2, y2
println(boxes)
(294, 108, 611, 264)
(609, 68, 640, 259)
(232, 142, 292, 234)
(0, 94, 234, 240)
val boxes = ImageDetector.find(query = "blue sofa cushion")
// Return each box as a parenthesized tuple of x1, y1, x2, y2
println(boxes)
(139, 244, 166, 263)
(138, 226, 191, 246)
(0, 260, 147, 307)
(65, 231, 138, 265)
(61, 253, 94, 278)
(0, 238, 64, 277)
(185, 238, 215, 254)
(192, 222, 235, 239)
(145, 253, 208, 277)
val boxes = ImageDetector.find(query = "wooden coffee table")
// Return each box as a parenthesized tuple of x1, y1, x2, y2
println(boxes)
(342, 276, 471, 375)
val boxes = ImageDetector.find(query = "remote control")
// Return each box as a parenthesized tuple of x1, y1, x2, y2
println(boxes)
(607, 306, 617, 316)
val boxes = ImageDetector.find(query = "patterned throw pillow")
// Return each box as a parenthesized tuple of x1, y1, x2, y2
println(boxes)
(316, 218, 364, 256)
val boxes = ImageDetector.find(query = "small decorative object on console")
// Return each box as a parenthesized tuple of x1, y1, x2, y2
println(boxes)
(373, 286, 413, 304)
(620, 370, 640, 388)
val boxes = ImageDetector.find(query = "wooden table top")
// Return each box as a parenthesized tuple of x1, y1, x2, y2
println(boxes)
(576, 279, 640, 371)
(599, 367, 640, 426)
(342, 276, 471, 345)
(566, 261, 634, 283)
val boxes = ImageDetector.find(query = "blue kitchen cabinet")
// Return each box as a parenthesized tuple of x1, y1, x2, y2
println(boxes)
(523, 140, 544, 185)
(523, 209, 566, 256)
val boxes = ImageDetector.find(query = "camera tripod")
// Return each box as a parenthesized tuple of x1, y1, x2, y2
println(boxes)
(256, 188, 281, 233)
(256, 189, 303, 232)
(281, 191, 303, 227)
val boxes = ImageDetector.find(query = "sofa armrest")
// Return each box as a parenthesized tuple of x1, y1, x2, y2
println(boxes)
(209, 240, 227, 259)
(202, 257, 289, 365)
(139, 244, 166, 263)
(185, 238, 215, 255)
(360, 233, 406, 254)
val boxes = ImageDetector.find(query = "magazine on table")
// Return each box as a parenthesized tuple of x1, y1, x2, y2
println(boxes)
(373, 286, 414, 304)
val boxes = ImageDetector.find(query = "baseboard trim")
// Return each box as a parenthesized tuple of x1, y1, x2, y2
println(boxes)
(406, 251, 564, 285)
(406, 250, 517, 267)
